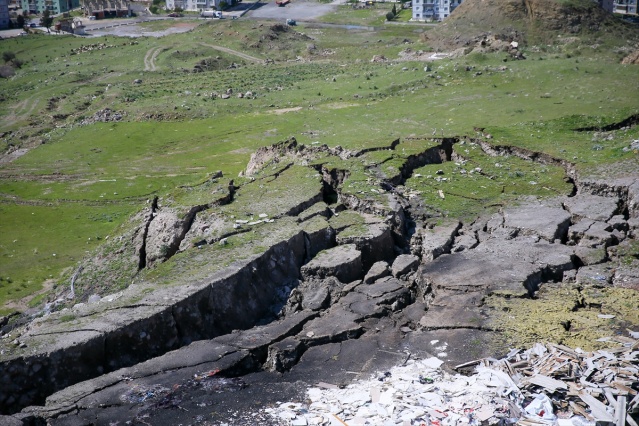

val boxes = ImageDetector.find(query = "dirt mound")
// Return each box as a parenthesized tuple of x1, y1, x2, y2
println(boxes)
(426, 0, 633, 50)
(247, 23, 311, 50)
(622, 49, 639, 64)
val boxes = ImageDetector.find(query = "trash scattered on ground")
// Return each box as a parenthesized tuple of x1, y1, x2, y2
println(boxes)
(119, 368, 247, 411)
(120, 384, 171, 404)
(264, 337, 639, 426)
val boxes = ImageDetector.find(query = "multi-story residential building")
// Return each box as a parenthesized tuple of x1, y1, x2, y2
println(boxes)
(84, 0, 130, 18)
(0, 0, 10, 29)
(165, 0, 234, 12)
(613, 0, 638, 16)
(598, 0, 614, 13)
(21, 0, 80, 15)
(412, 0, 462, 22)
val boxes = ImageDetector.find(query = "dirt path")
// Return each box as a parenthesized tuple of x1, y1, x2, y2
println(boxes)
(199, 43, 264, 63)
(143, 46, 163, 71)
(1, 95, 40, 128)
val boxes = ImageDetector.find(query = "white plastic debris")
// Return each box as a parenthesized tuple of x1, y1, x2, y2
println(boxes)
(524, 393, 557, 423)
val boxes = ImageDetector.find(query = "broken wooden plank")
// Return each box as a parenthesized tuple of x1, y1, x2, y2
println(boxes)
(527, 374, 568, 392)
(578, 392, 614, 422)
(603, 388, 617, 406)
(453, 359, 481, 370)
(614, 395, 626, 426)
(569, 401, 593, 420)
(611, 381, 637, 395)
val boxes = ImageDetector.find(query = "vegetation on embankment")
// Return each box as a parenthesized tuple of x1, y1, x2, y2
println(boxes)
(0, 10, 638, 314)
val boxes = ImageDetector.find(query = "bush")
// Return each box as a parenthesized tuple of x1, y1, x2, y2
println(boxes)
(0, 65, 15, 79)
(386, 11, 395, 21)
(2, 51, 16, 63)
(150, 5, 159, 14)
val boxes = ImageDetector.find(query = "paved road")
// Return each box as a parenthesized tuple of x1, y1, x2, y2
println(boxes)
(246, 0, 344, 21)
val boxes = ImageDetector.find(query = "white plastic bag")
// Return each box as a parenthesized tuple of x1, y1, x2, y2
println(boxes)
(524, 393, 557, 423)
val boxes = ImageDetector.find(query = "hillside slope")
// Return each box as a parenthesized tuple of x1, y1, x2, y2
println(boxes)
(427, 0, 638, 50)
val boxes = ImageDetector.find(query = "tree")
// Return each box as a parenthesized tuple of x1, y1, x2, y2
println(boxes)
(41, 10, 54, 34)
(17, 14, 25, 28)
(2, 51, 16, 63)
(392, 4, 397, 15)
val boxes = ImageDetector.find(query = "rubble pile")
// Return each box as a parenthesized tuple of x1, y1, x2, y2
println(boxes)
(266, 337, 639, 426)
(79, 108, 124, 125)
(69, 43, 115, 55)
(482, 338, 639, 425)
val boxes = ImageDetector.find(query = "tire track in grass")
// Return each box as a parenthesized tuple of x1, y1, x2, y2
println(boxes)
(199, 43, 264, 63)
(144, 46, 163, 71)
(1, 95, 40, 128)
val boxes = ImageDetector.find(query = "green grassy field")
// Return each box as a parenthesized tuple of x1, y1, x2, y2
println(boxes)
(0, 14, 638, 313)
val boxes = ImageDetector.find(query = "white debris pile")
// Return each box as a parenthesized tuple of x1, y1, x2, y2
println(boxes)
(265, 337, 639, 426)
(485, 339, 639, 426)
(265, 356, 524, 426)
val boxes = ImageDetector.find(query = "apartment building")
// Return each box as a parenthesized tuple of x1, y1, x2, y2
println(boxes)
(165, 0, 235, 12)
(613, 0, 638, 16)
(84, 0, 130, 18)
(0, 0, 10, 30)
(412, 0, 462, 21)
(20, 0, 80, 14)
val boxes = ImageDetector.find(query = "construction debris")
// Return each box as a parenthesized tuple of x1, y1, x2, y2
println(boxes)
(265, 337, 639, 425)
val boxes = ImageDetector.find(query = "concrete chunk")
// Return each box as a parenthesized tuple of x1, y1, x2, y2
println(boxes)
(421, 221, 461, 261)
(266, 337, 303, 372)
(563, 194, 618, 222)
(337, 223, 394, 269)
(301, 244, 363, 283)
(607, 215, 628, 232)
(419, 291, 487, 330)
(301, 308, 362, 345)
(214, 310, 316, 351)
(420, 251, 542, 296)
(503, 203, 571, 241)
(574, 246, 607, 266)
(579, 221, 614, 248)
(363, 261, 391, 284)
(568, 219, 595, 244)
(391, 254, 420, 278)
(452, 231, 478, 252)
(356, 277, 405, 298)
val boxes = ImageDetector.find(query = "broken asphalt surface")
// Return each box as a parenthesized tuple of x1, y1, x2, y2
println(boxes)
(1, 133, 639, 425)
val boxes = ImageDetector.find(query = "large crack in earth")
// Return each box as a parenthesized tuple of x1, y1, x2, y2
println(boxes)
(2, 121, 639, 422)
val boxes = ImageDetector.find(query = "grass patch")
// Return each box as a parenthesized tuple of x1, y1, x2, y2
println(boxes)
(0, 20, 638, 312)
(404, 140, 573, 219)
(486, 284, 639, 351)
(0, 202, 135, 313)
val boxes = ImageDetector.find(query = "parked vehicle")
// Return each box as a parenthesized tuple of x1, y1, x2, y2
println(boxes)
(286, 18, 296, 25)
(200, 10, 223, 18)
(276, 0, 290, 6)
